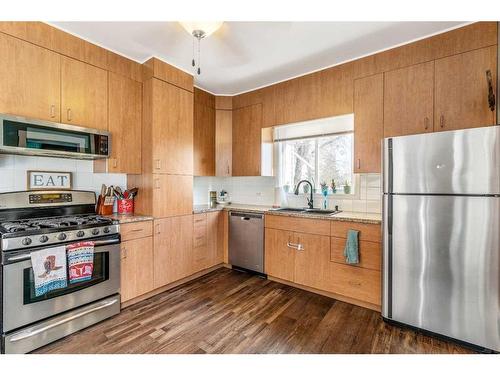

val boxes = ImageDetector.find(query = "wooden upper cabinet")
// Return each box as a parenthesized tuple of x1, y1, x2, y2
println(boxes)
(152, 174, 193, 218)
(215, 109, 232, 176)
(435, 46, 497, 131)
(107, 72, 142, 174)
(354, 74, 384, 173)
(152, 79, 193, 175)
(61, 56, 108, 130)
(384, 61, 434, 137)
(193, 100, 216, 176)
(232, 103, 263, 176)
(0, 32, 60, 121)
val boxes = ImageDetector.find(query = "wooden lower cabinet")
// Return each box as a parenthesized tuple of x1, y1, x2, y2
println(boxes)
(294, 232, 332, 292)
(120, 236, 154, 302)
(265, 228, 296, 282)
(328, 264, 381, 306)
(264, 215, 382, 309)
(153, 215, 193, 288)
(192, 211, 223, 272)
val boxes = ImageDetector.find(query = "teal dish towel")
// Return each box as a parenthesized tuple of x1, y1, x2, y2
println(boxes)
(344, 229, 360, 264)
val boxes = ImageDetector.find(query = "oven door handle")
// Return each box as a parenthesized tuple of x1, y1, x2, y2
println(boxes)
(6, 238, 120, 262)
(8, 298, 119, 343)
(93, 238, 120, 247)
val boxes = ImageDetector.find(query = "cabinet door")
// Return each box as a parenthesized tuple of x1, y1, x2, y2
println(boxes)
(384, 61, 434, 137)
(121, 236, 154, 302)
(193, 102, 215, 176)
(293, 232, 332, 292)
(264, 228, 295, 282)
(192, 213, 209, 272)
(232, 103, 262, 176)
(152, 79, 193, 175)
(61, 56, 108, 130)
(153, 215, 193, 288)
(435, 46, 497, 131)
(215, 109, 232, 176)
(354, 74, 383, 173)
(207, 211, 222, 267)
(152, 174, 193, 218)
(107, 72, 142, 174)
(0, 32, 60, 121)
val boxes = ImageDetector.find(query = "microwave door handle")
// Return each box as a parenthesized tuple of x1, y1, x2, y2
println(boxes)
(8, 298, 119, 343)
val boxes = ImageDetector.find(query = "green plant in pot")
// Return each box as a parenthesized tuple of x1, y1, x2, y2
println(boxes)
(344, 180, 351, 194)
(330, 179, 336, 193)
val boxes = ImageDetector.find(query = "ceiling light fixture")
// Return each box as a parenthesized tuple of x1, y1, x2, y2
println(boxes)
(179, 21, 223, 75)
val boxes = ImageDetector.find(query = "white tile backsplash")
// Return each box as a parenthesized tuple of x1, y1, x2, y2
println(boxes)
(0, 155, 127, 197)
(193, 173, 382, 214)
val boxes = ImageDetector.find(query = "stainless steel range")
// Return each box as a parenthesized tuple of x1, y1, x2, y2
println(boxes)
(0, 190, 121, 354)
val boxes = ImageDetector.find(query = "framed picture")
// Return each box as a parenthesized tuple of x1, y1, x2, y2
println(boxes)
(27, 171, 73, 190)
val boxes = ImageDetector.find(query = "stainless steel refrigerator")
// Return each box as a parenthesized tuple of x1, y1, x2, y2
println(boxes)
(382, 126, 500, 352)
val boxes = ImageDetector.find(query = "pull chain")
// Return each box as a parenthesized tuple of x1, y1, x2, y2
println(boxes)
(197, 37, 201, 75)
(191, 37, 195, 67)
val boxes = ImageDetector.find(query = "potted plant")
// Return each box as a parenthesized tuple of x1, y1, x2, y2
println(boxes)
(344, 180, 351, 194)
(330, 179, 336, 193)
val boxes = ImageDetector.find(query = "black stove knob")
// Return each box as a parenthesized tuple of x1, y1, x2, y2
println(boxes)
(103, 227, 110, 234)
(91, 228, 100, 235)
(39, 235, 49, 243)
(76, 230, 85, 238)
(57, 233, 67, 240)
(22, 237, 32, 246)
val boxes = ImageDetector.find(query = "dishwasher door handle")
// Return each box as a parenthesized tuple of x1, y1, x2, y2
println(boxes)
(241, 217, 251, 221)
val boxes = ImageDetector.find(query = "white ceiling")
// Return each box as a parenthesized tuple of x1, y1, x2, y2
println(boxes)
(50, 21, 467, 95)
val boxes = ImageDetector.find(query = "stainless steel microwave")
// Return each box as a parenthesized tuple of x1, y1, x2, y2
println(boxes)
(0, 114, 110, 160)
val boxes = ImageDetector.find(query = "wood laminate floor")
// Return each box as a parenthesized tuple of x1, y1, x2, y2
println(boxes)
(35, 268, 473, 354)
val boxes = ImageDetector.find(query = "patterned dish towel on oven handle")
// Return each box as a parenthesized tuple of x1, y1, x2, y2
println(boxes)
(31, 246, 68, 297)
(67, 241, 95, 283)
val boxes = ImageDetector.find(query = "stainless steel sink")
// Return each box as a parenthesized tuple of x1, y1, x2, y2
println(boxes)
(271, 207, 342, 216)
(270, 207, 307, 212)
(302, 209, 341, 215)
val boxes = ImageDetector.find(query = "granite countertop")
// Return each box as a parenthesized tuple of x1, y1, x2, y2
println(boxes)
(266, 209, 382, 224)
(192, 204, 381, 224)
(105, 214, 154, 224)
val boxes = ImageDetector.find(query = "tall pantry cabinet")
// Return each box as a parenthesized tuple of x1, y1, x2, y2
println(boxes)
(129, 58, 194, 218)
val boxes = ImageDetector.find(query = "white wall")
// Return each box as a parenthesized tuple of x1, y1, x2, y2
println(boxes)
(193, 173, 382, 213)
(0, 155, 127, 197)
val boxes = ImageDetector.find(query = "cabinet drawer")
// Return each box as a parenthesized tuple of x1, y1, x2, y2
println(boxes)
(265, 214, 330, 236)
(330, 237, 381, 271)
(330, 221, 381, 242)
(193, 213, 207, 226)
(329, 263, 381, 306)
(121, 221, 153, 242)
(193, 226, 207, 248)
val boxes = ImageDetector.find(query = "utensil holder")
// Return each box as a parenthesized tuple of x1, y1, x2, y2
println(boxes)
(97, 195, 115, 215)
(117, 198, 134, 214)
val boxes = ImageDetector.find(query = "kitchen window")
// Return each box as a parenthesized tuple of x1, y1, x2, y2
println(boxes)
(274, 114, 354, 194)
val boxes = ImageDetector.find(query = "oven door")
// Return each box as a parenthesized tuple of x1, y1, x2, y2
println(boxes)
(2, 238, 120, 333)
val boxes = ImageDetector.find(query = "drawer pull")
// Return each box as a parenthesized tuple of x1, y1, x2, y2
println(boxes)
(348, 280, 362, 287)
(287, 242, 304, 251)
(129, 228, 144, 232)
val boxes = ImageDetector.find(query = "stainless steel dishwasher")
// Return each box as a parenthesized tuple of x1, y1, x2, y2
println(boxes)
(229, 211, 264, 274)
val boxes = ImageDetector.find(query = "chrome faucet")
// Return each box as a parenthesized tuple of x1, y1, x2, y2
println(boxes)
(294, 180, 314, 209)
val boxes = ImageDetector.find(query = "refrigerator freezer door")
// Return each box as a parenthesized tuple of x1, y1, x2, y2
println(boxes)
(385, 194, 500, 351)
(383, 126, 500, 195)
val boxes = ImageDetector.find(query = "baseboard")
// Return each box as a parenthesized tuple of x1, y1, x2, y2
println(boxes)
(268, 275, 381, 312)
(121, 263, 225, 308)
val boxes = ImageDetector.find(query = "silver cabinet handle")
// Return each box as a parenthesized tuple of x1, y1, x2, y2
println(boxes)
(357, 158, 361, 170)
(9, 298, 118, 342)
(287, 242, 304, 251)
(67, 108, 72, 121)
(154, 159, 161, 170)
(439, 115, 445, 129)
(424, 117, 429, 130)
(50, 104, 56, 118)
